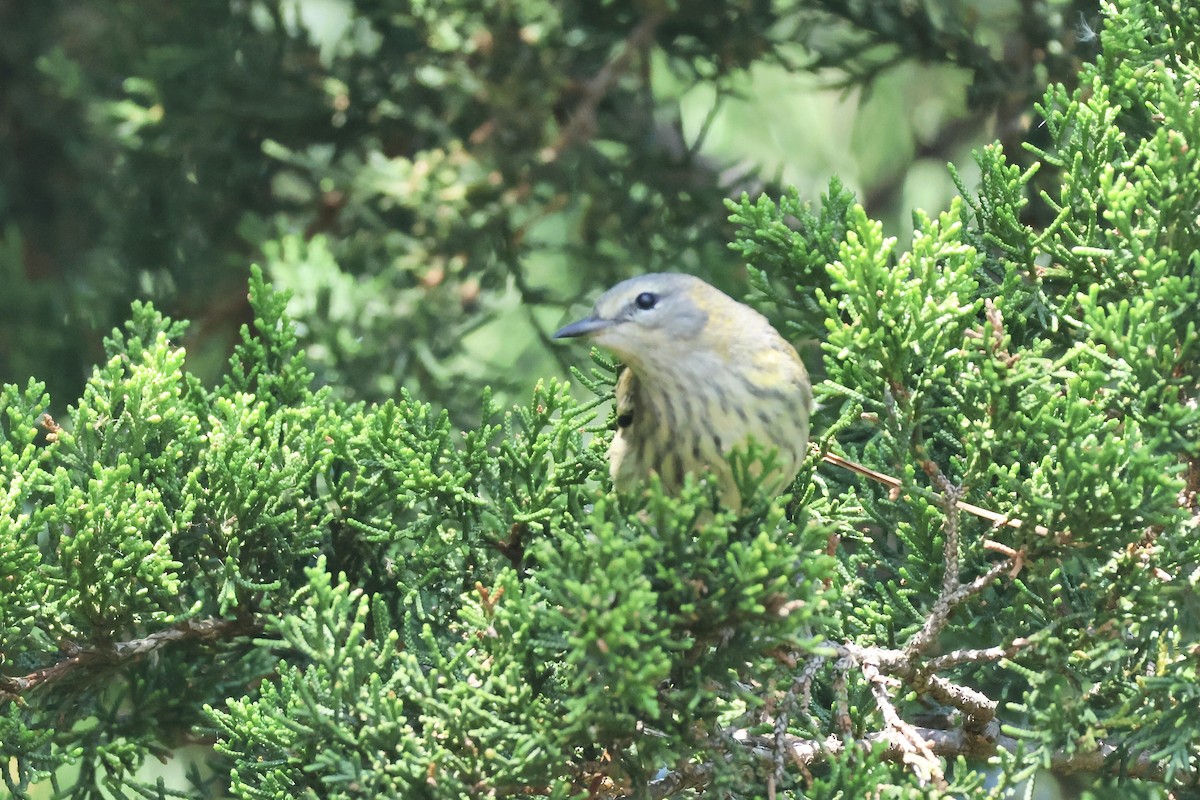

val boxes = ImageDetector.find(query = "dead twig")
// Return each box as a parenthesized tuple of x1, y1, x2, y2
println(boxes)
(820, 450, 1051, 537)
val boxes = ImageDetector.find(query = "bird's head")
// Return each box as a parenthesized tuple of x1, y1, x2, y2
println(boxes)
(553, 273, 719, 369)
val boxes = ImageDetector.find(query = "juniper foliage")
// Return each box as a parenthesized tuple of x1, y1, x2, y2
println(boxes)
(3, 1, 1199, 798)
(731, 0, 1200, 793)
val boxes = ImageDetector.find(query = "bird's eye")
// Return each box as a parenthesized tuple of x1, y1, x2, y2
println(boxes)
(634, 292, 658, 310)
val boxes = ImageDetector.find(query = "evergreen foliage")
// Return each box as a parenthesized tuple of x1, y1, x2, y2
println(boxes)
(3, 0, 1199, 798)
(1, 0, 1099, 416)
(2, 268, 833, 797)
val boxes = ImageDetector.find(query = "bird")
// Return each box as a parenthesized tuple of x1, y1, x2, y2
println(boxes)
(554, 273, 811, 506)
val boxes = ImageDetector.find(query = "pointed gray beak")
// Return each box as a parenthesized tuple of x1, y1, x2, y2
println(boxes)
(553, 316, 612, 339)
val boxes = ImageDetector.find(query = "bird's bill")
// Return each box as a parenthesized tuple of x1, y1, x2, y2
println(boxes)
(553, 316, 612, 339)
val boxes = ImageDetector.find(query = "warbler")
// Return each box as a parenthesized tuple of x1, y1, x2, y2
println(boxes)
(554, 273, 811, 505)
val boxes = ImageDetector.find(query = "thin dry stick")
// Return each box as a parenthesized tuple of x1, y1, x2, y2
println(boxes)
(820, 451, 1051, 537)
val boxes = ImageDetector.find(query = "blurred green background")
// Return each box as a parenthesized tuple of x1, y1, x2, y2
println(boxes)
(0, 0, 1099, 422)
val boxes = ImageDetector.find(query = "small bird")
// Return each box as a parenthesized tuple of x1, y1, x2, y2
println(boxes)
(554, 273, 811, 505)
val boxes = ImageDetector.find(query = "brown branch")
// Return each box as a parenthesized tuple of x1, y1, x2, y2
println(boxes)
(547, 9, 668, 159)
(765, 725, 998, 772)
(844, 642, 996, 745)
(1, 616, 262, 699)
(929, 470, 964, 591)
(655, 443, 1189, 796)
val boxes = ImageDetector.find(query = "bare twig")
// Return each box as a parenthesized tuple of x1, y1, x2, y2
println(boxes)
(899, 467, 969, 658)
(0, 616, 262, 699)
(547, 9, 668, 158)
(642, 626, 1173, 797)
(860, 660, 947, 787)
(944, 558, 1014, 608)
(929, 470, 964, 593)
(923, 639, 1028, 673)
(921, 674, 997, 736)
(820, 450, 1051, 537)
(882, 461, 1018, 663)
(793, 650, 828, 719)
(820, 638, 1030, 743)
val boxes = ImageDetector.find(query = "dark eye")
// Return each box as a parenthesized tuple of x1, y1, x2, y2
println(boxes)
(634, 292, 658, 310)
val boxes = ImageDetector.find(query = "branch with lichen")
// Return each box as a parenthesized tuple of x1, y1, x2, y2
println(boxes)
(639, 479, 1036, 795)
(640, 720, 1193, 799)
